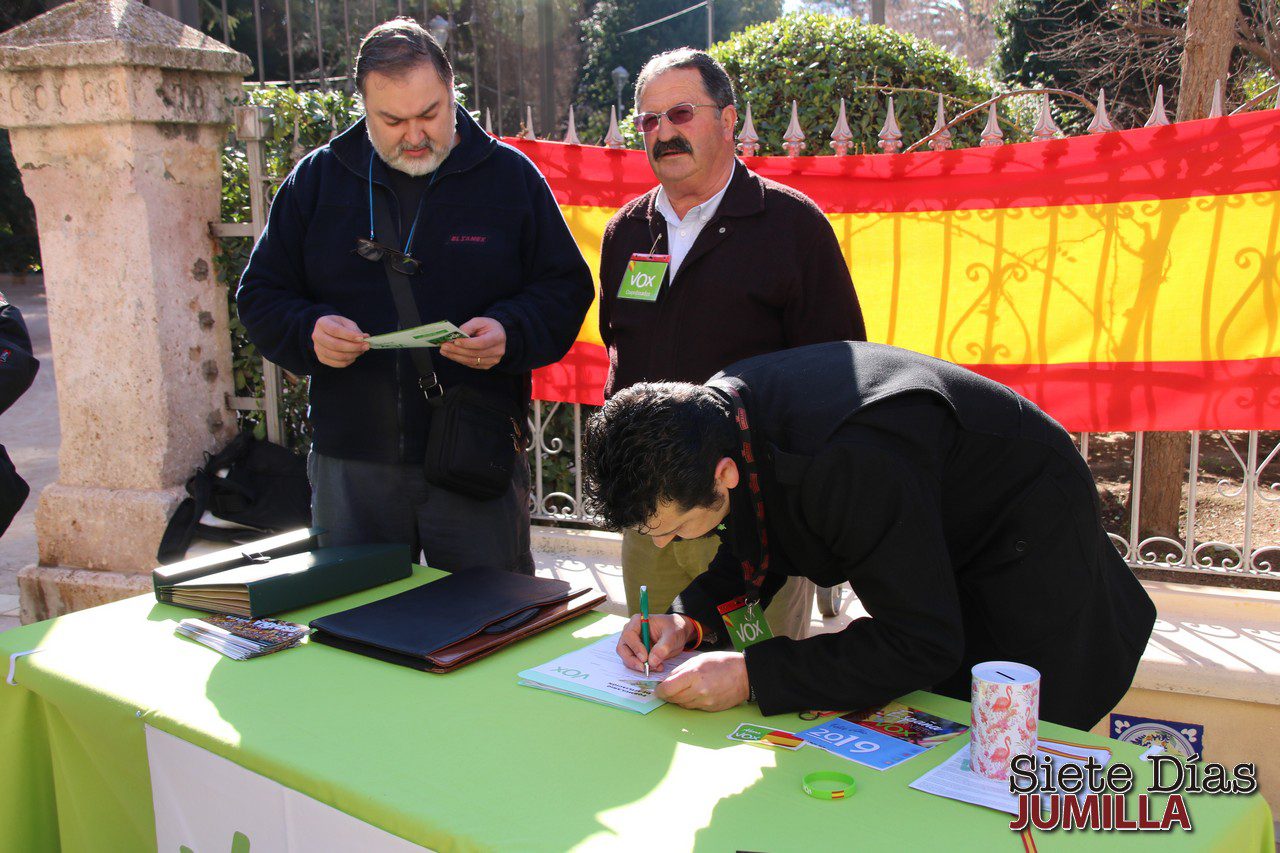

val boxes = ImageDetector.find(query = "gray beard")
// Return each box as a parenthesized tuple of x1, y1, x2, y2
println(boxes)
(370, 115, 457, 177)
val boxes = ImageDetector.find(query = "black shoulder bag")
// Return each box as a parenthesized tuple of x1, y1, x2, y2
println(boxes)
(371, 186, 521, 501)
(156, 429, 312, 563)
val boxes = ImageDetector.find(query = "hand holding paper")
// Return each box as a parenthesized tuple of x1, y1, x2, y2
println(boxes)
(312, 315, 369, 367)
(439, 317, 507, 369)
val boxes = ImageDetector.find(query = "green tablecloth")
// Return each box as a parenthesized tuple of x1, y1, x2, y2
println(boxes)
(1, 567, 1273, 852)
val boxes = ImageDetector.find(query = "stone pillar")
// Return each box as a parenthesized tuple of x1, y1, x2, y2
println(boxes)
(0, 0, 251, 620)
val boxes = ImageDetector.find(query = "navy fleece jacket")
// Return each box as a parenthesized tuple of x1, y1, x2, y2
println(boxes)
(236, 104, 593, 463)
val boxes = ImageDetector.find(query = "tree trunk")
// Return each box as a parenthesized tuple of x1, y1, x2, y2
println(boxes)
(870, 0, 886, 25)
(1176, 0, 1240, 121)
(1134, 0, 1239, 541)
(1136, 433, 1189, 540)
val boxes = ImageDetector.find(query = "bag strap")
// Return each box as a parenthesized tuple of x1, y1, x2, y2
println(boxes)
(371, 184, 442, 398)
(716, 377, 771, 604)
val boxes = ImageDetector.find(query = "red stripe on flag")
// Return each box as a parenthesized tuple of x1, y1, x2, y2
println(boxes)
(532, 340, 607, 406)
(967, 356, 1280, 432)
(508, 110, 1280, 213)
(531, 346, 1280, 432)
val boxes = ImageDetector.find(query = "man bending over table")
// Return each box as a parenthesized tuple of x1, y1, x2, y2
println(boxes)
(582, 341, 1156, 730)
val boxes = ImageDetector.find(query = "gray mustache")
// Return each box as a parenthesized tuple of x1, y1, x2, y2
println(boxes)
(652, 138, 692, 158)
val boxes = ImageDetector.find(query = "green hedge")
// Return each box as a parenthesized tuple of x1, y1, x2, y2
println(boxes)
(219, 86, 362, 450)
(709, 13, 1010, 152)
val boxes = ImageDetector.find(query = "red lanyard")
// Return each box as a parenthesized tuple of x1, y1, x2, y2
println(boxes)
(723, 384, 769, 602)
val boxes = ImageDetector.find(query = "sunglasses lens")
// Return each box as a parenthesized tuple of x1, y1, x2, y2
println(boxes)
(394, 255, 421, 275)
(668, 105, 696, 125)
(356, 239, 383, 261)
(635, 113, 660, 133)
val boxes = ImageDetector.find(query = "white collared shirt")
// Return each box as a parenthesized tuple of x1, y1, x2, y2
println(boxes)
(654, 168, 734, 281)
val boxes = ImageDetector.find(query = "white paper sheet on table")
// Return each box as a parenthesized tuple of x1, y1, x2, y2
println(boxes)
(518, 633, 702, 713)
(910, 738, 1113, 814)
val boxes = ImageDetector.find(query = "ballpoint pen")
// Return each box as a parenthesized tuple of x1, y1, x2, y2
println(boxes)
(640, 584, 651, 678)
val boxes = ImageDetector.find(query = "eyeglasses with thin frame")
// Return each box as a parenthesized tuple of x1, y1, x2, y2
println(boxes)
(355, 237, 421, 276)
(633, 103, 721, 134)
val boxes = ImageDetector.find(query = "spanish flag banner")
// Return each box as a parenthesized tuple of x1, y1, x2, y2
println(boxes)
(520, 110, 1280, 432)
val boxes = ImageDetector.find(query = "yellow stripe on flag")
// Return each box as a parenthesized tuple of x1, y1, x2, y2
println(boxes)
(829, 191, 1280, 365)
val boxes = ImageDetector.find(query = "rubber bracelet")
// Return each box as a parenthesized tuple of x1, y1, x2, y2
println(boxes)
(802, 771, 856, 800)
(684, 618, 704, 650)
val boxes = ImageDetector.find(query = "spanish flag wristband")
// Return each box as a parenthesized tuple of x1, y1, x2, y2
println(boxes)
(684, 618, 704, 650)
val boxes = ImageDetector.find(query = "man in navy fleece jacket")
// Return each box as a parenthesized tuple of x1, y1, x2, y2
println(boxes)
(236, 19, 592, 574)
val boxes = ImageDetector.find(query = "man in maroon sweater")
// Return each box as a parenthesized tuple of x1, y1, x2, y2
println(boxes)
(598, 48, 867, 639)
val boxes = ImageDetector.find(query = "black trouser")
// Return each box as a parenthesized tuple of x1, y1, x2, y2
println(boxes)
(308, 450, 534, 575)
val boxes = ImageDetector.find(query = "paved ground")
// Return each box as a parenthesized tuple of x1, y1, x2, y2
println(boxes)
(0, 274, 55, 633)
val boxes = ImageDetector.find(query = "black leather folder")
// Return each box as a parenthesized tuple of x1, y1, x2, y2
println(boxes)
(309, 567, 605, 672)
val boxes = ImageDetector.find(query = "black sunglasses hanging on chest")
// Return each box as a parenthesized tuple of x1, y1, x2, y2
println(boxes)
(355, 150, 435, 276)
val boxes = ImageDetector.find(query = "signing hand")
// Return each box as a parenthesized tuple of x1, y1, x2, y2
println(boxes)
(617, 613, 695, 674)
(312, 314, 369, 367)
(656, 652, 750, 712)
(439, 317, 507, 370)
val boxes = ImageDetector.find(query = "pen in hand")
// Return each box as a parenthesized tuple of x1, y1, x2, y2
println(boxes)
(640, 585, 651, 679)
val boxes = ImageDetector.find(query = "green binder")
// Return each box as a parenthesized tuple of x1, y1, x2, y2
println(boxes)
(152, 528, 322, 590)
(155, 542, 411, 618)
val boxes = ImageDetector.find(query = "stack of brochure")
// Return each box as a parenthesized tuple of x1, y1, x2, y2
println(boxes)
(797, 703, 971, 770)
(176, 614, 310, 660)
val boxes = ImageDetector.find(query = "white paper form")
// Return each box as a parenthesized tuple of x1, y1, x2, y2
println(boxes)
(910, 739, 1113, 814)
(518, 633, 702, 713)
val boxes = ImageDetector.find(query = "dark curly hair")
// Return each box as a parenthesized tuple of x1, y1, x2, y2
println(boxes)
(583, 382, 735, 531)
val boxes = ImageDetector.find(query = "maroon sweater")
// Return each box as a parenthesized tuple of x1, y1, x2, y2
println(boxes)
(598, 160, 867, 397)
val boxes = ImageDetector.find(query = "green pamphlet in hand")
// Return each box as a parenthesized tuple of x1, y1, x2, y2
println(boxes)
(365, 321, 469, 349)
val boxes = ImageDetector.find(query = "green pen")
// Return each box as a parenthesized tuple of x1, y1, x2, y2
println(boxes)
(640, 585, 651, 678)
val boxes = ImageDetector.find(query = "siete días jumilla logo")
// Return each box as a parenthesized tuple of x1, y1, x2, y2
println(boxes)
(1008, 752, 1257, 833)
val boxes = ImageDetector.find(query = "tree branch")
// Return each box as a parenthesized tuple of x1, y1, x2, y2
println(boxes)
(1236, 32, 1280, 71)
(1124, 22, 1186, 40)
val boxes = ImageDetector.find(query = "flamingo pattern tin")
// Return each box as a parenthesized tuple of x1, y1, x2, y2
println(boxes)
(970, 661, 1041, 781)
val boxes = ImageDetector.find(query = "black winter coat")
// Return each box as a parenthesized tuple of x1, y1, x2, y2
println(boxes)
(672, 341, 1156, 730)
(598, 160, 866, 397)
(0, 294, 38, 534)
(0, 296, 37, 415)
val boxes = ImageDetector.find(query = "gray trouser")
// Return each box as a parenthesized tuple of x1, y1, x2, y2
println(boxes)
(621, 529, 815, 640)
(308, 450, 534, 575)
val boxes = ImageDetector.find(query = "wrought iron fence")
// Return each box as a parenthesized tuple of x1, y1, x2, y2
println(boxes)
(524, 403, 1280, 586)
(217, 86, 1280, 587)
(203, 0, 566, 138)
(1087, 431, 1279, 581)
